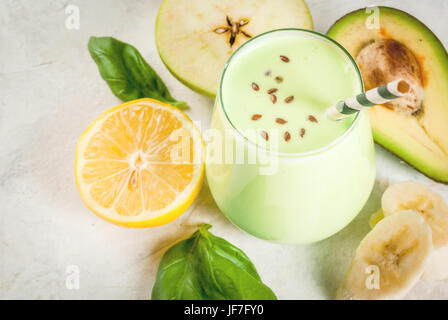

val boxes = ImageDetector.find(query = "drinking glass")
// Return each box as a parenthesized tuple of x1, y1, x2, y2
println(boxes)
(205, 29, 375, 244)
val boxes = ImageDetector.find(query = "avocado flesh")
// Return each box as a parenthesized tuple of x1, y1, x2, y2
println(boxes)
(328, 7, 448, 183)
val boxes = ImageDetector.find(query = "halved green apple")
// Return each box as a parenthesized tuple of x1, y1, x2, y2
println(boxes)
(155, 0, 313, 97)
(328, 7, 448, 183)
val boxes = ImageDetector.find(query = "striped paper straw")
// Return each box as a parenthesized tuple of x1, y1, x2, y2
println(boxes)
(325, 79, 411, 120)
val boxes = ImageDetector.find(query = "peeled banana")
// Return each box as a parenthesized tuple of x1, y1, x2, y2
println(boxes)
(382, 181, 448, 281)
(336, 210, 433, 300)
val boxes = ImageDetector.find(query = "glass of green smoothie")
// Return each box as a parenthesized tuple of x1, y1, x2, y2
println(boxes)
(206, 29, 375, 244)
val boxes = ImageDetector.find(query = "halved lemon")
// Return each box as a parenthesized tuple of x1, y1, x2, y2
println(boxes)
(75, 98, 204, 227)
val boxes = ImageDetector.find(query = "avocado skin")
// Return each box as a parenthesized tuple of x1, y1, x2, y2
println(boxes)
(327, 6, 448, 183)
(377, 140, 448, 185)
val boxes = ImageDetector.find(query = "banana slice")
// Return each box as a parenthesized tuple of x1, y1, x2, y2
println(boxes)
(382, 181, 448, 280)
(424, 246, 448, 281)
(336, 210, 433, 300)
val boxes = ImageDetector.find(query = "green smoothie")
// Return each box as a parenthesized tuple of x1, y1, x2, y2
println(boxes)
(206, 30, 375, 244)
(221, 35, 358, 153)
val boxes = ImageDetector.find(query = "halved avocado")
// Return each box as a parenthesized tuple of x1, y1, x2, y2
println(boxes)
(328, 7, 448, 183)
(155, 0, 313, 97)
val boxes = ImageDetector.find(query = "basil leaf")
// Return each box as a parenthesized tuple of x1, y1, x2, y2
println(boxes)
(88, 36, 187, 109)
(151, 224, 277, 300)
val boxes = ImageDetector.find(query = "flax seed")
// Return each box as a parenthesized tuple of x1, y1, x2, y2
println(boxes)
(275, 118, 287, 124)
(260, 130, 269, 141)
(308, 115, 318, 123)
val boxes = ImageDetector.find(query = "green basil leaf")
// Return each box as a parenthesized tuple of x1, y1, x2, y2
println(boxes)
(151, 224, 277, 300)
(88, 36, 187, 109)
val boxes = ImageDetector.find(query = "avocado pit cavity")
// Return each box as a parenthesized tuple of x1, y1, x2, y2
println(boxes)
(356, 39, 424, 115)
